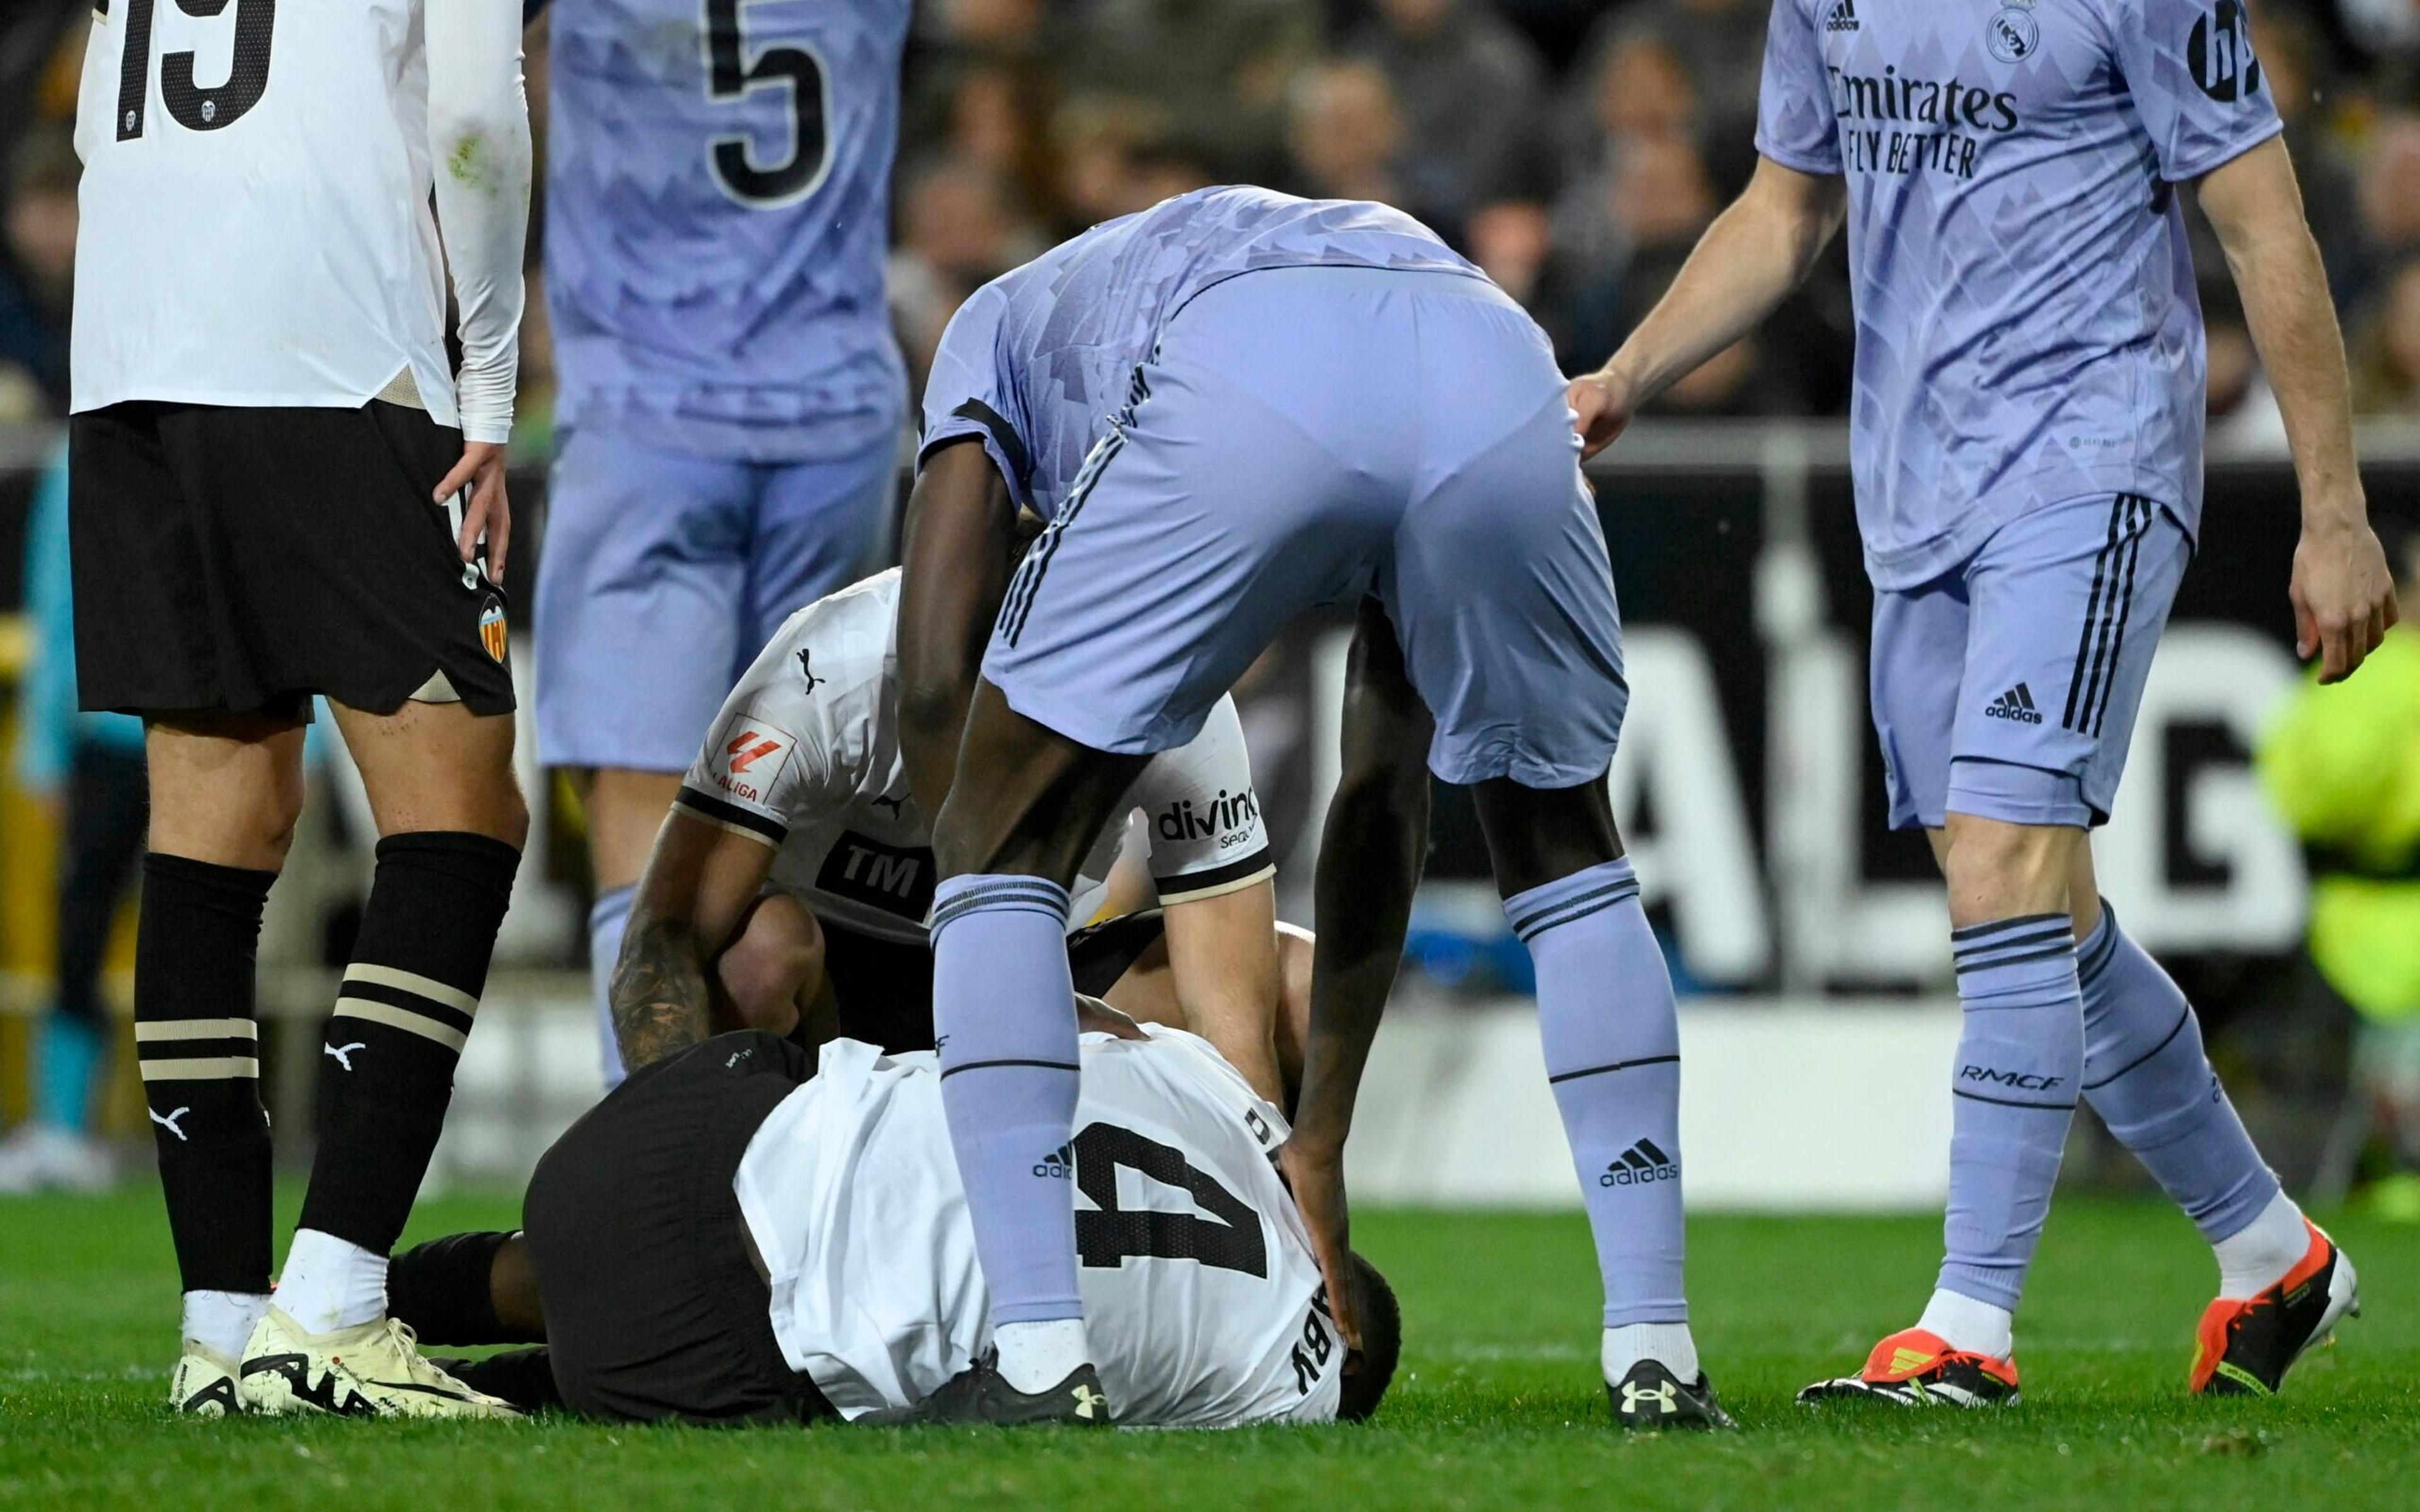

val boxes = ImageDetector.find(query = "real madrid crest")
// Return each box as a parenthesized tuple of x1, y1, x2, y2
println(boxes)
(1988, 0, 2039, 62)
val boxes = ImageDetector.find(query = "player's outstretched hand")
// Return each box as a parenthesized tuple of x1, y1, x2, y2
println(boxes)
(435, 440, 513, 581)
(1280, 1137, 1361, 1352)
(2290, 513, 2399, 684)
(1565, 369, 1639, 462)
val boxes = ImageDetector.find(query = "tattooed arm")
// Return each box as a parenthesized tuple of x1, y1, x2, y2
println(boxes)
(609, 809, 780, 1072)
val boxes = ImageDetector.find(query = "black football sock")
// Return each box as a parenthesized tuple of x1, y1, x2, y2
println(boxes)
(134, 854, 279, 1300)
(429, 1348, 564, 1414)
(389, 1229, 525, 1344)
(296, 831, 520, 1255)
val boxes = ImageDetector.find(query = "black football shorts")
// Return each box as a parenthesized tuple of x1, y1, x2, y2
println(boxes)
(67, 399, 516, 721)
(522, 1031, 835, 1425)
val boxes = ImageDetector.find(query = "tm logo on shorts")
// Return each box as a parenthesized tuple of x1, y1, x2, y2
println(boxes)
(1983, 683, 2044, 724)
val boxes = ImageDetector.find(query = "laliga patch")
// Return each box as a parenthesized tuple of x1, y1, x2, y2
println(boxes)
(478, 599, 508, 663)
(706, 711, 800, 807)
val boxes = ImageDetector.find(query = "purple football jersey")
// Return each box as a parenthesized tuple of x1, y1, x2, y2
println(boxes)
(1756, 0, 2282, 587)
(546, 0, 909, 462)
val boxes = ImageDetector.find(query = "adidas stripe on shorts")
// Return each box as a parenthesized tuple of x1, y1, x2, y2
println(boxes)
(1868, 491, 2192, 831)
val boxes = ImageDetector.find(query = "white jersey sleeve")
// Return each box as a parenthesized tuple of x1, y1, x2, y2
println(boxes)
(423, 0, 532, 443)
(1123, 696, 1274, 906)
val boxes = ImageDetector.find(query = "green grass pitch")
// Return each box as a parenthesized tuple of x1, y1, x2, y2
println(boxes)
(3, 1189, 2415, 1509)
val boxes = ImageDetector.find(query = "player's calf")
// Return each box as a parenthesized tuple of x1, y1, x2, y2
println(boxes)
(1477, 779, 1730, 1427)
(134, 849, 280, 1409)
(2070, 898, 2348, 1390)
(1920, 811, 2085, 1360)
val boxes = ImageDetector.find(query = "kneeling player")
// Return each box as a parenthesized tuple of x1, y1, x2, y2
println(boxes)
(608, 568, 1309, 1104)
(389, 1011, 1398, 1426)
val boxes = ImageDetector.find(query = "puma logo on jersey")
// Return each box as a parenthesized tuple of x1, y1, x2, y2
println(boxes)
(726, 732, 783, 772)
(1620, 1378, 1680, 1415)
(797, 647, 826, 694)
(150, 1106, 192, 1142)
(324, 1042, 368, 1072)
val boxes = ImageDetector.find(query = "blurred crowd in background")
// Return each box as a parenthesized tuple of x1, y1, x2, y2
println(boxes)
(16, 0, 2420, 432)
(0, 1, 2417, 1202)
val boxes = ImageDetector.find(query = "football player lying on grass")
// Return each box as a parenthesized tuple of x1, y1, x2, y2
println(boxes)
(385, 998, 1398, 1426)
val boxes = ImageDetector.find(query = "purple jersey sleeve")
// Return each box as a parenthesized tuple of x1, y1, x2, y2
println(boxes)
(918, 283, 1034, 510)
(2111, 0, 2283, 181)
(1754, 0, 1843, 175)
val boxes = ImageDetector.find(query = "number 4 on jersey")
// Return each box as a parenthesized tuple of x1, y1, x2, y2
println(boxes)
(1071, 1123, 1269, 1278)
(115, 0, 277, 142)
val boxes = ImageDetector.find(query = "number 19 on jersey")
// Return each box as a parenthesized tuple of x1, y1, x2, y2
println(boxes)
(110, 0, 278, 142)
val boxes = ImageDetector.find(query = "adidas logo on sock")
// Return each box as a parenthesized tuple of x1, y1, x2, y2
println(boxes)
(1599, 1138, 1679, 1187)
(1983, 682, 2043, 724)
(1826, 0, 1860, 30)
(1032, 1142, 1076, 1179)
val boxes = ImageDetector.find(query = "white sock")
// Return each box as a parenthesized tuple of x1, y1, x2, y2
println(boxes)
(1916, 1288, 2014, 1360)
(182, 1290, 270, 1361)
(275, 1228, 389, 1336)
(2214, 1190, 2312, 1300)
(1603, 1322, 1698, 1383)
(993, 1318, 1092, 1394)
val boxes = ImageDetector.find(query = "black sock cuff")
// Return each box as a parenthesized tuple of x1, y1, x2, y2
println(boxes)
(372, 830, 522, 898)
(137, 853, 274, 1026)
(142, 851, 277, 908)
(389, 1230, 515, 1345)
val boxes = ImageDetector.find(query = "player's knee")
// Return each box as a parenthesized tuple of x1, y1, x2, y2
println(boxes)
(1940, 813, 2079, 925)
(1473, 773, 1618, 898)
(927, 800, 987, 880)
(480, 779, 533, 851)
(253, 771, 309, 861)
(930, 791, 1076, 883)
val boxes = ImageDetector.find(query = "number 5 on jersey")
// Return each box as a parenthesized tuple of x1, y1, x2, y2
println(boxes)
(113, 0, 277, 142)
(703, 0, 831, 207)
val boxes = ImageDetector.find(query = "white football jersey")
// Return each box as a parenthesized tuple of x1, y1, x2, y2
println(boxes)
(71, 0, 524, 433)
(734, 1026, 1346, 1426)
(674, 570, 1274, 943)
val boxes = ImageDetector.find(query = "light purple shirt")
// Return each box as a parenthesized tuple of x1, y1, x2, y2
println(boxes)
(1756, 0, 2283, 587)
